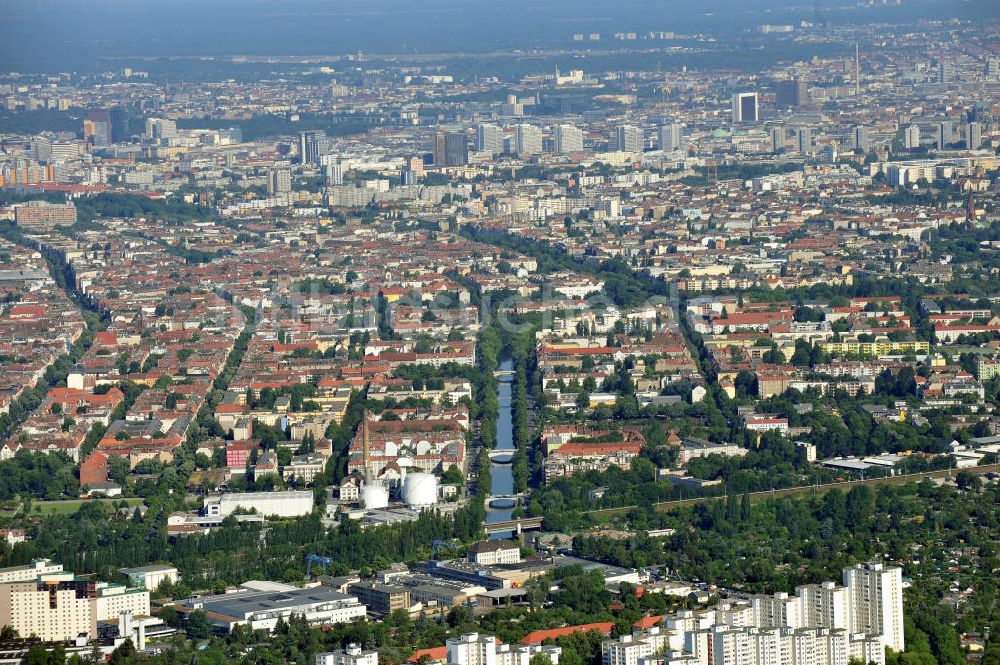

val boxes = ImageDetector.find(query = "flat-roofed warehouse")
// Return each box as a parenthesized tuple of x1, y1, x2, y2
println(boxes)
(175, 584, 365, 633)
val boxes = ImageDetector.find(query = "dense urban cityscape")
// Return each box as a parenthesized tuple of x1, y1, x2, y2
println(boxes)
(0, 2, 998, 665)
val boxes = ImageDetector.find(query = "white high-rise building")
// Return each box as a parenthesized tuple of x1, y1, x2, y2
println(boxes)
(604, 628, 681, 665)
(796, 582, 849, 632)
(448, 633, 498, 665)
(144, 118, 177, 140)
(608, 565, 896, 665)
(658, 123, 683, 152)
(843, 563, 904, 652)
(710, 626, 755, 665)
(903, 125, 921, 150)
(615, 124, 643, 152)
(751, 592, 803, 630)
(268, 168, 292, 195)
(750, 628, 789, 665)
(555, 124, 584, 154)
(325, 163, 344, 186)
(477, 123, 503, 155)
(604, 634, 660, 665)
(515, 125, 543, 158)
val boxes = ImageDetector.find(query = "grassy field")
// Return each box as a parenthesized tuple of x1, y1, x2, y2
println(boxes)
(29, 497, 145, 516)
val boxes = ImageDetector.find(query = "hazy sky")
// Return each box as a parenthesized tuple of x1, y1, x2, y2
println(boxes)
(0, 0, 993, 71)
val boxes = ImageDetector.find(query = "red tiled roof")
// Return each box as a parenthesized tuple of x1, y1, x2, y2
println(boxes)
(633, 615, 664, 629)
(555, 442, 642, 457)
(520, 622, 614, 644)
(407, 647, 447, 664)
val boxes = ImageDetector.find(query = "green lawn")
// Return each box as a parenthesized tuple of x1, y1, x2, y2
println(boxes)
(30, 497, 145, 516)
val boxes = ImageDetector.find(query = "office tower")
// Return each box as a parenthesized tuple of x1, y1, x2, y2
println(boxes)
(770, 127, 784, 153)
(938, 60, 953, 83)
(937, 122, 952, 149)
(400, 169, 418, 185)
(853, 125, 870, 153)
(903, 125, 920, 150)
(515, 124, 543, 158)
(555, 124, 584, 154)
(299, 130, 326, 165)
(50, 141, 79, 162)
(446, 131, 469, 166)
(87, 109, 112, 147)
(325, 163, 344, 186)
(843, 563, 904, 652)
(968, 121, 982, 149)
(987, 58, 1000, 79)
(476, 123, 503, 155)
(110, 107, 130, 143)
(615, 124, 643, 152)
(31, 138, 52, 163)
(268, 168, 292, 195)
(433, 130, 468, 166)
(797, 127, 812, 154)
(658, 123, 683, 152)
(145, 118, 177, 141)
(796, 582, 849, 631)
(776, 79, 808, 107)
(732, 93, 759, 124)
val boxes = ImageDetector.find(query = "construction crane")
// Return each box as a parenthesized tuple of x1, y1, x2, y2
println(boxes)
(305, 554, 333, 577)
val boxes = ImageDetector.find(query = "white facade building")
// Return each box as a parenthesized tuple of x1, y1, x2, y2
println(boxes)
(843, 563, 904, 652)
(449, 633, 560, 665)
(616, 125, 643, 153)
(204, 490, 315, 518)
(515, 125, 543, 158)
(604, 564, 898, 665)
(0, 559, 63, 584)
(796, 582, 849, 632)
(316, 644, 379, 665)
(751, 593, 802, 630)
(477, 124, 503, 156)
(658, 123, 683, 152)
(449, 633, 499, 665)
(555, 125, 584, 154)
(467, 540, 521, 565)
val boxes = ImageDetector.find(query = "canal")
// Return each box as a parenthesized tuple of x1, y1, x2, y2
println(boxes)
(485, 358, 515, 536)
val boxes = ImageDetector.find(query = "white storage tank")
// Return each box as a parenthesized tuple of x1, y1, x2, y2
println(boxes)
(360, 482, 389, 509)
(402, 473, 438, 507)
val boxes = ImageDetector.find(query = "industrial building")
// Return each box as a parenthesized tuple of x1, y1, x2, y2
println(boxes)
(203, 490, 314, 518)
(174, 583, 366, 633)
